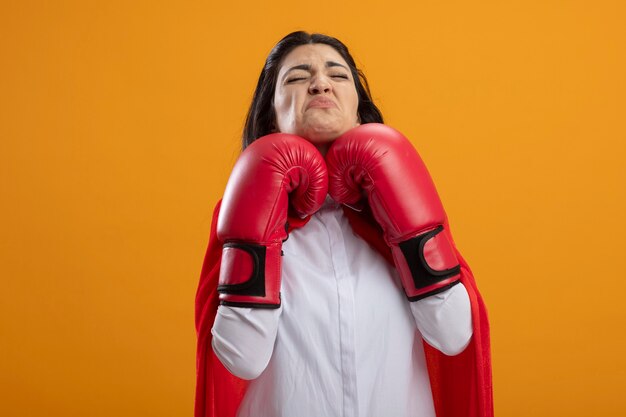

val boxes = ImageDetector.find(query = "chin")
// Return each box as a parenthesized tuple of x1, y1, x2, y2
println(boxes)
(301, 123, 351, 143)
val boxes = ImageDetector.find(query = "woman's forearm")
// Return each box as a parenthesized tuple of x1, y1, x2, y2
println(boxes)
(410, 282, 473, 356)
(211, 305, 282, 380)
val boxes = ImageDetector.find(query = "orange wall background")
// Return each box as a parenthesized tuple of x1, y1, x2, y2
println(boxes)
(1, 1, 625, 416)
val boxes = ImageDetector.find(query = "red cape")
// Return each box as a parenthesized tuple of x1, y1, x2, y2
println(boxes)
(195, 200, 493, 417)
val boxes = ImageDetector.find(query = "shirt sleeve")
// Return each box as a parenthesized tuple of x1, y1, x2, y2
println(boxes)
(410, 282, 473, 356)
(211, 305, 282, 380)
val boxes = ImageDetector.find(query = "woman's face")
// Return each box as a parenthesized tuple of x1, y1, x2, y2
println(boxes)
(273, 43, 360, 154)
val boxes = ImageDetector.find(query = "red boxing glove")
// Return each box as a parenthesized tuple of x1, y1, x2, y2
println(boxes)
(217, 134, 328, 308)
(326, 123, 461, 301)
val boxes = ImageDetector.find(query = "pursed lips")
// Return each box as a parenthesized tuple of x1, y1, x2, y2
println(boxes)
(306, 97, 337, 110)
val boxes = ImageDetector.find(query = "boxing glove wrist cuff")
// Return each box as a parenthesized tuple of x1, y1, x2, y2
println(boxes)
(217, 242, 282, 309)
(392, 225, 461, 301)
(406, 280, 461, 302)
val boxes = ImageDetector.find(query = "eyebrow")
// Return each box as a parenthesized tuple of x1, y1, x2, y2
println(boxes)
(282, 61, 349, 79)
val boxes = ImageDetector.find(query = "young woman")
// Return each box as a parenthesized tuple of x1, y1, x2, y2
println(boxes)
(195, 31, 493, 417)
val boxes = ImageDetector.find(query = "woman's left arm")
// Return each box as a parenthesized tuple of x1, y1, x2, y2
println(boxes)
(410, 282, 473, 356)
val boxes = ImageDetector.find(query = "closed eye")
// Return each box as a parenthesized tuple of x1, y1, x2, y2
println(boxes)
(331, 74, 349, 79)
(286, 77, 307, 83)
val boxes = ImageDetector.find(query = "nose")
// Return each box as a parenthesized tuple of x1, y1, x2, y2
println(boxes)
(308, 75, 332, 95)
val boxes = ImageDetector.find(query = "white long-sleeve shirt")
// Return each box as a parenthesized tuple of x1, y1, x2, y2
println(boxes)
(212, 198, 473, 417)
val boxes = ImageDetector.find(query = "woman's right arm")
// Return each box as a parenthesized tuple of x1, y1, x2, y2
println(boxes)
(211, 133, 327, 379)
(211, 305, 281, 380)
